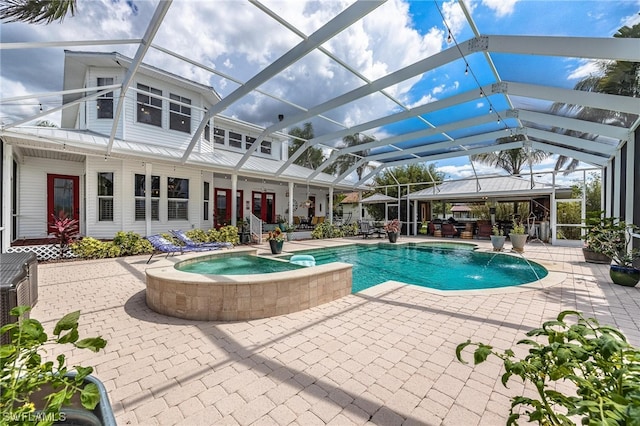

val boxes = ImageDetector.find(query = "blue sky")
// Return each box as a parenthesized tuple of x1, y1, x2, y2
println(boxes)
(1, 0, 638, 184)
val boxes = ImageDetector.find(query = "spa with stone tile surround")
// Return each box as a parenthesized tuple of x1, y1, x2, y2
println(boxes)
(145, 248, 352, 321)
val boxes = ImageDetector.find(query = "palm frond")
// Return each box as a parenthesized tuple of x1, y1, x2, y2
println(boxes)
(0, 0, 77, 24)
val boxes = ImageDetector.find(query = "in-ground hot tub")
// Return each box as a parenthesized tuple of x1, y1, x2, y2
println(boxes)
(145, 248, 352, 321)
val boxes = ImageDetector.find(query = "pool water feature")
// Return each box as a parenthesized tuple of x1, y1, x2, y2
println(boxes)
(281, 243, 548, 292)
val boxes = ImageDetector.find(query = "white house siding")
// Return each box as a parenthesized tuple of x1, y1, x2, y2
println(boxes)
(17, 156, 85, 239)
(85, 67, 125, 139)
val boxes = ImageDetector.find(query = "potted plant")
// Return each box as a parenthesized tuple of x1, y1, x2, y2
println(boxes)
(419, 221, 428, 235)
(582, 213, 613, 264)
(266, 227, 285, 254)
(490, 225, 506, 251)
(509, 219, 527, 253)
(384, 219, 400, 243)
(457, 310, 640, 425)
(593, 219, 640, 286)
(281, 222, 295, 241)
(1, 306, 114, 425)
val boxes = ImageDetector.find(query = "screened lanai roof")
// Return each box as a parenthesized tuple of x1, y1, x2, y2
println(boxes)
(1, 0, 639, 187)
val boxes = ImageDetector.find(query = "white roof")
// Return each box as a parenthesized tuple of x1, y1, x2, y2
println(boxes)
(1, 126, 359, 189)
(407, 175, 567, 201)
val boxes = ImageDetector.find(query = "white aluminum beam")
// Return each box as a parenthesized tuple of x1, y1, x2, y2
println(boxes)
(0, 39, 141, 50)
(526, 128, 617, 156)
(507, 81, 640, 115)
(517, 109, 629, 141)
(182, 0, 386, 164)
(530, 141, 608, 166)
(106, 0, 173, 155)
(485, 35, 640, 62)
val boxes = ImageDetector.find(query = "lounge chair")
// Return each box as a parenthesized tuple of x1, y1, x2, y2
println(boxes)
(170, 229, 233, 249)
(146, 234, 216, 263)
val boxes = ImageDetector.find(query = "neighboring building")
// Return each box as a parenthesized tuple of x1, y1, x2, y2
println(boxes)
(0, 51, 357, 248)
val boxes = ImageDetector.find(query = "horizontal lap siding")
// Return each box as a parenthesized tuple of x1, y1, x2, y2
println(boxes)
(18, 157, 85, 238)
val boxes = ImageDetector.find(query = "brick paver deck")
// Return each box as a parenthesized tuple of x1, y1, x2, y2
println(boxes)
(31, 237, 640, 425)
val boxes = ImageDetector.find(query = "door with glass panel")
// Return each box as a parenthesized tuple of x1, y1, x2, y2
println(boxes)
(47, 174, 80, 232)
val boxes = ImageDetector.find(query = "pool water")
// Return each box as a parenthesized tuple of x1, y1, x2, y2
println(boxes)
(178, 255, 302, 275)
(282, 243, 548, 292)
(177, 243, 548, 293)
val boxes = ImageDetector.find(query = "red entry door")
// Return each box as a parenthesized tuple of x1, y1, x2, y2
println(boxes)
(47, 174, 80, 232)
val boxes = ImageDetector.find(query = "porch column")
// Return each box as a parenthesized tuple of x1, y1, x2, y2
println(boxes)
(288, 181, 294, 225)
(231, 174, 238, 226)
(613, 148, 621, 218)
(328, 186, 333, 225)
(358, 191, 363, 221)
(1, 143, 12, 252)
(145, 162, 152, 237)
(412, 200, 418, 236)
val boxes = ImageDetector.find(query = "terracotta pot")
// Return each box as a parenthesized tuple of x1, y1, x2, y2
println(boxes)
(609, 265, 640, 287)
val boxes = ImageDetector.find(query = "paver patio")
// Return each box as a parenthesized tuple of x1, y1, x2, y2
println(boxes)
(31, 237, 640, 425)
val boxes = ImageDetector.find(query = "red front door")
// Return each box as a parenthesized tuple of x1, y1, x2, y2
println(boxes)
(47, 174, 80, 232)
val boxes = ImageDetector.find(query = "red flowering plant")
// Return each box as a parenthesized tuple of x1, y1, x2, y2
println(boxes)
(266, 227, 285, 242)
(49, 210, 80, 258)
(383, 219, 401, 233)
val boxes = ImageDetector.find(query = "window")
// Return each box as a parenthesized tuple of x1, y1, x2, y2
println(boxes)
(261, 141, 272, 155)
(134, 174, 160, 221)
(203, 182, 210, 221)
(167, 177, 189, 220)
(97, 77, 114, 119)
(169, 93, 191, 133)
(229, 131, 242, 148)
(245, 136, 256, 150)
(97, 172, 114, 221)
(213, 128, 225, 145)
(136, 83, 162, 127)
(204, 122, 210, 142)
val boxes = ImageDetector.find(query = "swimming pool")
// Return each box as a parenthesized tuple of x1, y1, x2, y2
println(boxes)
(178, 243, 547, 292)
(283, 243, 547, 292)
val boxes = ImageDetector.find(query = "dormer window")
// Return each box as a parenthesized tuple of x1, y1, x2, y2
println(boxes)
(214, 128, 225, 145)
(136, 84, 162, 127)
(169, 93, 191, 133)
(97, 77, 114, 119)
(229, 131, 242, 149)
(261, 141, 272, 155)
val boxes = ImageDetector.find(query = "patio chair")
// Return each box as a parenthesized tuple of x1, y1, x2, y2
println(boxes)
(170, 230, 233, 250)
(477, 223, 493, 239)
(145, 234, 215, 264)
(441, 223, 459, 238)
(357, 221, 375, 239)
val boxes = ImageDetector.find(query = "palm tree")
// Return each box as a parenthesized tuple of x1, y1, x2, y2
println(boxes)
(325, 133, 375, 180)
(550, 23, 639, 172)
(470, 135, 549, 176)
(287, 122, 325, 169)
(0, 0, 76, 24)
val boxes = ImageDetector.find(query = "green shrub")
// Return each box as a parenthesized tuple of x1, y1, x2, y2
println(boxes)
(186, 229, 210, 243)
(456, 310, 640, 425)
(71, 237, 113, 259)
(312, 222, 345, 239)
(216, 225, 239, 245)
(341, 223, 359, 237)
(112, 231, 153, 256)
(206, 228, 221, 242)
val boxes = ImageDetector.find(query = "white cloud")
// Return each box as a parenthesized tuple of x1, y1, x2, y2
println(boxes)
(567, 59, 605, 80)
(482, 0, 519, 18)
(442, 0, 469, 38)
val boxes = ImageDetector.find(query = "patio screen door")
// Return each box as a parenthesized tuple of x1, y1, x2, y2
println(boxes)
(47, 174, 80, 232)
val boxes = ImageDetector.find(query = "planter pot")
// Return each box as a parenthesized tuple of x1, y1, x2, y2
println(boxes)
(387, 232, 399, 243)
(286, 232, 294, 242)
(490, 235, 506, 251)
(582, 247, 612, 264)
(509, 233, 527, 253)
(269, 240, 284, 254)
(32, 374, 116, 426)
(609, 265, 640, 287)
